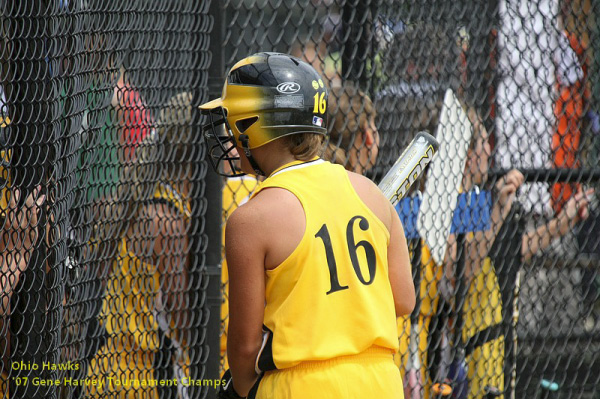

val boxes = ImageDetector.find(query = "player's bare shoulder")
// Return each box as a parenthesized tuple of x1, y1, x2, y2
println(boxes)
(235, 186, 303, 223)
(224, 196, 266, 259)
(224, 191, 267, 242)
(346, 170, 393, 233)
(226, 186, 306, 269)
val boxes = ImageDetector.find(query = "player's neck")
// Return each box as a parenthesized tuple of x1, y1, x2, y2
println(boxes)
(251, 141, 299, 177)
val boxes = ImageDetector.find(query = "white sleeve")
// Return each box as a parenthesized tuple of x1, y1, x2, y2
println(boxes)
(554, 32, 584, 86)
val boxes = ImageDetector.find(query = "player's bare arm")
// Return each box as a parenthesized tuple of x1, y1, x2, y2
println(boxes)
(523, 187, 594, 262)
(224, 200, 268, 397)
(0, 187, 45, 316)
(386, 200, 416, 316)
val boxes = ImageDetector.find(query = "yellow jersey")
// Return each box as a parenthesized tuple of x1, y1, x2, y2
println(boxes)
(85, 182, 191, 399)
(252, 159, 398, 370)
(396, 243, 504, 399)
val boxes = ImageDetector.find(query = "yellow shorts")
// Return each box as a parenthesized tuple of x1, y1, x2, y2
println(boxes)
(257, 347, 404, 399)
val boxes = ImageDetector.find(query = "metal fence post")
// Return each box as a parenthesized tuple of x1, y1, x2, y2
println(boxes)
(203, 0, 225, 386)
(341, 0, 371, 89)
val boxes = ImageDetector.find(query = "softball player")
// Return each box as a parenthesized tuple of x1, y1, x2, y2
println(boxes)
(200, 52, 415, 398)
(85, 93, 194, 399)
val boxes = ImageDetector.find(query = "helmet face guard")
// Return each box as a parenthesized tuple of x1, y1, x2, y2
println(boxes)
(202, 106, 245, 177)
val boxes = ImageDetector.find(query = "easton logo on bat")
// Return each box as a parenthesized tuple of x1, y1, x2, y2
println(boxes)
(392, 145, 435, 202)
(378, 131, 439, 207)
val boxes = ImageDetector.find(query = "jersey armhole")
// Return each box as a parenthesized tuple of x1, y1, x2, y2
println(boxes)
(254, 184, 310, 273)
(341, 171, 391, 245)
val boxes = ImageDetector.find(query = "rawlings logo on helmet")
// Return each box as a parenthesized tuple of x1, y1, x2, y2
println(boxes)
(276, 82, 301, 94)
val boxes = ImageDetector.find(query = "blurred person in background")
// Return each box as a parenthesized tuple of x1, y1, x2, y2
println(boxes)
(324, 83, 379, 175)
(0, 79, 47, 395)
(85, 92, 193, 399)
(445, 108, 592, 398)
(495, 0, 586, 219)
(0, 185, 45, 395)
(390, 101, 594, 399)
(112, 65, 155, 162)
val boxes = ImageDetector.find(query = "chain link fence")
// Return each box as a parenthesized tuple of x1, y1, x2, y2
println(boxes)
(218, 1, 600, 398)
(0, 1, 214, 398)
(0, 1, 598, 399)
